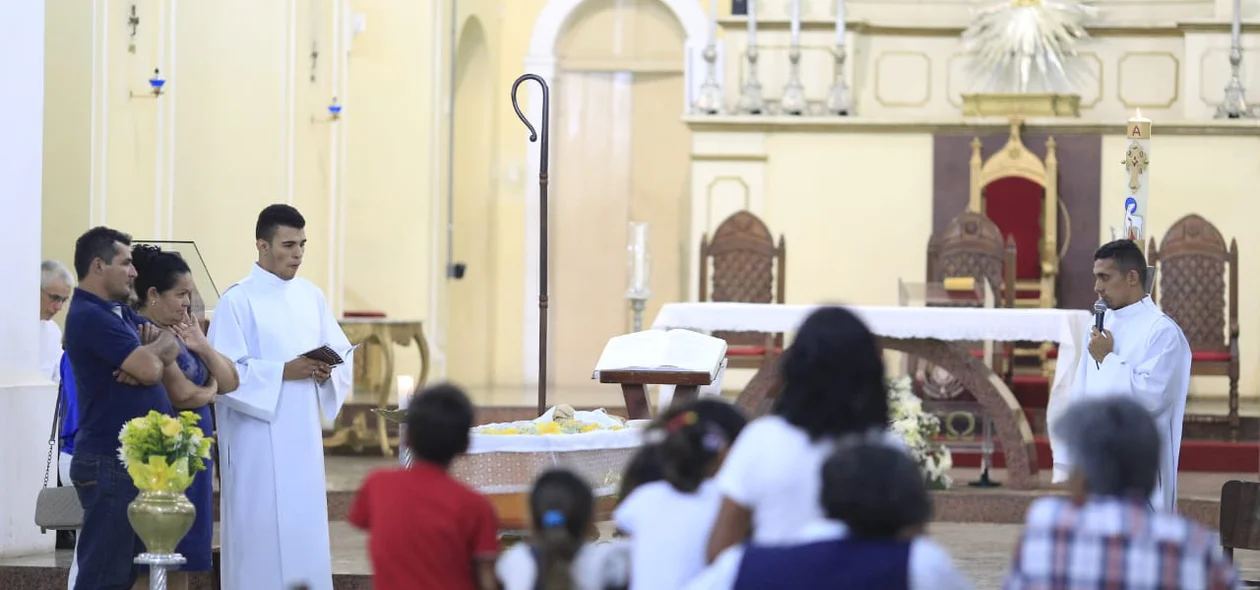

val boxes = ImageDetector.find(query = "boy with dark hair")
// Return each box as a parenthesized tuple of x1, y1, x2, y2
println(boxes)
(348, 383, 501, 590)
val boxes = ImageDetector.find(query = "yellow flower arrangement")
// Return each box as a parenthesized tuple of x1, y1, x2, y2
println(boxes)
(475, 420, 624, 436)
(118, 410, 213, 493)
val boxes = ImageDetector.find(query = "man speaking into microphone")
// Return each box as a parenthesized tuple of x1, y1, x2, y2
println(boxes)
(1056, 239, 1191, 512)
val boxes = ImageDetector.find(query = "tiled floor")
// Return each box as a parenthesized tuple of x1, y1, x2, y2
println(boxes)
(11, 521, 1259, 589)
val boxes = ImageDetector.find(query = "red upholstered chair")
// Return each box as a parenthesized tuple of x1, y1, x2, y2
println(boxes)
(969, 119, 1063, 373)
(698, 211, 786, 370)
(968, 119, 1062, 310)
(1148, 215, 1240, 441)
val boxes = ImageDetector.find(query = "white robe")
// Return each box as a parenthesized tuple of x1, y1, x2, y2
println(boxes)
(1051, 296, 1191, 512)
(207, 264, 353, 590)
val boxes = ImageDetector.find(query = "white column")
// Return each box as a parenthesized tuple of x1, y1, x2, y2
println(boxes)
(0, 0, 57, 558)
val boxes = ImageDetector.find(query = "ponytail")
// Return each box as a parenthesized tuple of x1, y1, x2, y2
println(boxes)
(534, 510, 581, 590)
(528, 470, 594, 590)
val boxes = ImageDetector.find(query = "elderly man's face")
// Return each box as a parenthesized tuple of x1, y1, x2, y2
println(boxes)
(41, 280, 72, 321)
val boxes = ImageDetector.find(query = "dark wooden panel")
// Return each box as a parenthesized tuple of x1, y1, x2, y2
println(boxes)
(933, 133, 1101, 311)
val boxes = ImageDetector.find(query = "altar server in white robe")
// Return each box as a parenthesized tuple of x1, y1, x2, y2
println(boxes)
(208, 204, 353, 590)
(1057, 239, 1191, 512)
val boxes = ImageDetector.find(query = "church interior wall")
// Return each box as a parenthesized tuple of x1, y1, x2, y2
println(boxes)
(688, 122, 1260, 401)
(32, 0, 1260, 399)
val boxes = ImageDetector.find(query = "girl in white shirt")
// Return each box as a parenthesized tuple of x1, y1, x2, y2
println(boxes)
(496, 469, 631, 590)
(706, 306, 896, 561)
(686, 437, 973, 590)
(614, 399, 748, 590)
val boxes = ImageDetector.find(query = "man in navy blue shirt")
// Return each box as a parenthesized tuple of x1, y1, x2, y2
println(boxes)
(64, 226, 180, 590)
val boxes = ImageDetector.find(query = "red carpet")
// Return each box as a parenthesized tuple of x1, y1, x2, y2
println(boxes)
(951, 375, 1258, 472)
(953, 439, 1259, 472)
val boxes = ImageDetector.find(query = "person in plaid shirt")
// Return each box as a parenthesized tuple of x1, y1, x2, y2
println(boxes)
(1004, 396, 1240, 590)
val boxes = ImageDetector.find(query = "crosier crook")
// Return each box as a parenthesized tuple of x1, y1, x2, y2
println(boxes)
(511, 74, 551, 416)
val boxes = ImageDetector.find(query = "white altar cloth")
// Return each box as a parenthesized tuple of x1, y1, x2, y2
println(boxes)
(650, 302, 1091, 473)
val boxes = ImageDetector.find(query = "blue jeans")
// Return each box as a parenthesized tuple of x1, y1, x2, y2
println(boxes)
(70, 451, 144, 590)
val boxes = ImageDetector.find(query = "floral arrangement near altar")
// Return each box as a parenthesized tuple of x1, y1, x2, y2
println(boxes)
(474, 405, 628, 436)
(118, 410, 213, 492)
(888, 377, 953, 490)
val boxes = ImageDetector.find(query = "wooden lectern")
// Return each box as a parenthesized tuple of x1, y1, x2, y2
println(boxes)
(592, 329, 728, 420)
(598, 368, 715, 419)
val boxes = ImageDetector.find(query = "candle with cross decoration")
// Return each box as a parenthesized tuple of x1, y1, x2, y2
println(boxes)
(1119, 110, 1151, 250)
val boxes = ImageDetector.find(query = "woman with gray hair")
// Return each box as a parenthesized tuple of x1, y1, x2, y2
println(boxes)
(1004, 396, 1239, 589)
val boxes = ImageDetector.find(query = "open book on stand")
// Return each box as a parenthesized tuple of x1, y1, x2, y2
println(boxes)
(300, 343, 361, 367)
(592, 329, 727, 382)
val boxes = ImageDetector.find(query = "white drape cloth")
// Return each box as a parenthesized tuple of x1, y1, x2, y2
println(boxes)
(650, 302, 1090, 468)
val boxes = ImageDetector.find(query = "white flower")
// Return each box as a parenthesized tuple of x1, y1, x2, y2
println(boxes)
(886, 377, 952, 489)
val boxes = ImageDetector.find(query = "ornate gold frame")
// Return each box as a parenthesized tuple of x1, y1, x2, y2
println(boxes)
(967, 118, 1059, 310)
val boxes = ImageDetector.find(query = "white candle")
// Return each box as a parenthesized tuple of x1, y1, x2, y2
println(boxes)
(1232, 0, 1242, 46)
(1121, 109, 1152, 251)
(790, 0, 801, 47)
(835, 0, 846, 46)
(747, 0, 757, 49)
(627, 222, 652, 297)
(709, 0, 718, 42)
(396, 374, 416, 408)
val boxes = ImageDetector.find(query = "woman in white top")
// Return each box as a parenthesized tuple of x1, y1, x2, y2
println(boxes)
(688, 437, 973, 589)
(706, 306, 894, 561)
(496, 469, 631, 590)
(615, 399, 748, 590)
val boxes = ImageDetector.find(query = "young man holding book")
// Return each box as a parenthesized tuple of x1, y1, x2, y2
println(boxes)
(207, 204, 354, 590)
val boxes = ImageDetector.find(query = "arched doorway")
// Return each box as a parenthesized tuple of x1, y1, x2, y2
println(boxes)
(546, 0, 692, 391)
(446, 18, 496, 387)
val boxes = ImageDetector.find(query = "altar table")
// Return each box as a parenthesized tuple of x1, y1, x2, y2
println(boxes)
(650, 302, 1091, 489)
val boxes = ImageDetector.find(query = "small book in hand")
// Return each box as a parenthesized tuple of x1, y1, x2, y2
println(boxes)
(300, 344, 357, 366)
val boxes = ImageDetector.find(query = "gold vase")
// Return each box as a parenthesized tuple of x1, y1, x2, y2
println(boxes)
(127, 490, 196, 555)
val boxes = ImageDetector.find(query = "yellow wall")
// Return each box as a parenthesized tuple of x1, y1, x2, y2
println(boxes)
(763, 133, 935, 306)
(41, 0, 445, 385)
(1101, 134, 1260, 397)
(42, 0, 1259, 403)
(689, 125, 1260, 399)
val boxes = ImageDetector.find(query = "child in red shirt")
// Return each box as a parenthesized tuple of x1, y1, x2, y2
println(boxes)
(348, 383, 501, 590)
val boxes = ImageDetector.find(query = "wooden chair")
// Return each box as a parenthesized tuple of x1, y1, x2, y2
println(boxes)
(1148, 214, 1241, 441)
(923, 211, 1018, 390)
(698, 211, 786, 370)
(1219, 480, 1260, 586)
(927, 210, 1018, 310)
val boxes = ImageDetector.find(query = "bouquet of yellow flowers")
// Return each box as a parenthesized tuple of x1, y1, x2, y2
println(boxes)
(118, 410, 213, 493)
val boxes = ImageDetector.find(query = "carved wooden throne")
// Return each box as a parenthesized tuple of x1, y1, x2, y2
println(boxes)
(698, 211, 786, 370)
(922, 211, 1018, 394)
(968, 119, 1061, 310)
(1148, 214, 1241, 441)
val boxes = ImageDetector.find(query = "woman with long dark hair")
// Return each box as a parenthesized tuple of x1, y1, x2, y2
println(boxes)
(130, 244, 239, 589)
(705, 306, 895, 562)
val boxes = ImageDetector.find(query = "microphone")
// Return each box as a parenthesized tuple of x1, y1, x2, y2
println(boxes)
(1092, 299, 1108, 369)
